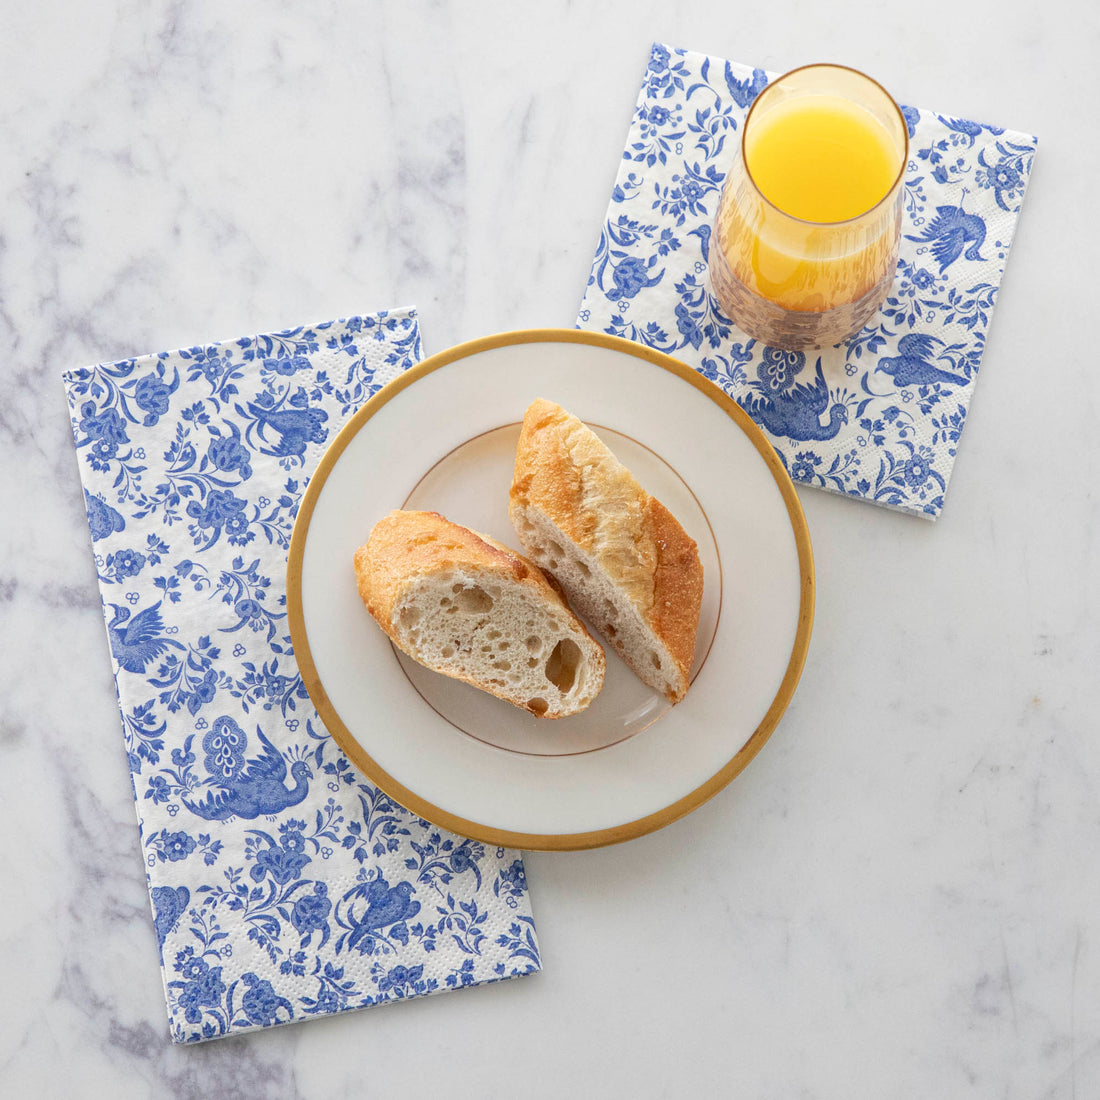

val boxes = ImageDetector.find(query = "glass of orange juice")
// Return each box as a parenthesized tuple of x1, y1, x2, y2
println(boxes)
(709, 64, 908, 350)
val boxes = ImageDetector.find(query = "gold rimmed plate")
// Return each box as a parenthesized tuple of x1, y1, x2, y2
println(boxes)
(287, 329, 814, 850)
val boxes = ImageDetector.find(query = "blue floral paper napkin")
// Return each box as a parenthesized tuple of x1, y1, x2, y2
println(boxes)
(577, 44, 1038, 518)
(63, 308, 540, 1043)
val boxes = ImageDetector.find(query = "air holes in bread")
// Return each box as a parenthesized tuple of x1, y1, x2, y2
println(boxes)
(356, 510, 606, 717)
(651, 653, 661, 670)
(545, 638, 581, 694)
(602, 600, 619, 637)
(453, 584, 494, 614)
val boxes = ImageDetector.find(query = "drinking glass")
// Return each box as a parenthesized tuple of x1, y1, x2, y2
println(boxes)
(709, 64, 909, 350)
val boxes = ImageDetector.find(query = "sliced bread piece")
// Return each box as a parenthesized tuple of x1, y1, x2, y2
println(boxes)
(509, 398, 703, 703)
(354, 509, 605, 718)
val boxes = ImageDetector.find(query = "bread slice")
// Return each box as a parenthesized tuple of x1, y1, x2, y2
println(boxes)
(354, 509, 605, 718)
(509, 399, 703, 703)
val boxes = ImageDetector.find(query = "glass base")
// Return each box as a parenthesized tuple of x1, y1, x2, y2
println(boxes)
(709, 250, 897, 351)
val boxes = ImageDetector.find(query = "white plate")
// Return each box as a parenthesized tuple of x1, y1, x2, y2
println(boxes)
(287, 330, 813, 850)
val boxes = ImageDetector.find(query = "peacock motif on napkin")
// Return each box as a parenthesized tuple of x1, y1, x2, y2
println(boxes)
(742, 350, 851, 442)
(179, 715, 313, 821)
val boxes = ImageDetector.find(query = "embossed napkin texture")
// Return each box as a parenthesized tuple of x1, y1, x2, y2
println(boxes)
(63, 309, 540, 1043)
(577, 44, 1038, 518)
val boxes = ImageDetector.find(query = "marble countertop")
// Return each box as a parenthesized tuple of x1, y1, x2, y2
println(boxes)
(2, 2, 1095, 1096)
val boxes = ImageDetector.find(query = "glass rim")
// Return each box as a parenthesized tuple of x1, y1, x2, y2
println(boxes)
(739, 62, 910, 228)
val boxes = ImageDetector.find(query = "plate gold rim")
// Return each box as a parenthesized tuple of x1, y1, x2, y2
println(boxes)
(286, 327, 815, 851)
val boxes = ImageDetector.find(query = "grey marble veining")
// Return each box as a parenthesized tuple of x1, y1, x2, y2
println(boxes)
(2, 1, 1098, 1097)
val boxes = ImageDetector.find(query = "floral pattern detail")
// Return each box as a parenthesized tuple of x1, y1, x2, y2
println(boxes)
(578, 45, 1038, 518)
(63, 310, 539, 1043)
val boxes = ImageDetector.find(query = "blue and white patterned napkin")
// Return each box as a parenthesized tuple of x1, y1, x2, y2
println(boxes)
(577, 44, 1038, 518)
(63, 308, 540, 1044)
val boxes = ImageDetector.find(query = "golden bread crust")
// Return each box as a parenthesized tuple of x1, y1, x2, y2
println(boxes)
(642, 497, 705, 692)
(354, 510, 566, 633)
(509, 399, 703, 698)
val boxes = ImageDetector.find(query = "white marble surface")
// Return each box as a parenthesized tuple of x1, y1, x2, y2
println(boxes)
(1, 1, 1096, 1095)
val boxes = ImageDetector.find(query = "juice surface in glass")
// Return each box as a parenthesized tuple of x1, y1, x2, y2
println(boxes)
(745, 96, 899, 224)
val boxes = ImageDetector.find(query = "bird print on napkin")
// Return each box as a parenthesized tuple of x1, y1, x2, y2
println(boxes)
(63, 310, 541, 1043)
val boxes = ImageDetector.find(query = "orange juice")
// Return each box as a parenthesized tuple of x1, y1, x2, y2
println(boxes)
(745, 96, 900, 223)
(709, 65, 908, 347)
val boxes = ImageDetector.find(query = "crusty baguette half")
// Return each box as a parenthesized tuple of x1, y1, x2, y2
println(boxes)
(509, 399, 703, 703)
(354, 509, 605, 718)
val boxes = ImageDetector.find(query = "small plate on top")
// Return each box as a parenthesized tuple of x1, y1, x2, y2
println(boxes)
(287, 329, 813, 850)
